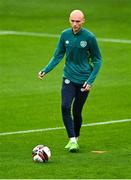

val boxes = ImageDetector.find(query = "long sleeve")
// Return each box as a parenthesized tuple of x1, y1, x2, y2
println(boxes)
(42, 34, 65, 74)
(86, 35, 102, 85)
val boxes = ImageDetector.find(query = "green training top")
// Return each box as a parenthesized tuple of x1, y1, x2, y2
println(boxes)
(42, 28, 102, 85)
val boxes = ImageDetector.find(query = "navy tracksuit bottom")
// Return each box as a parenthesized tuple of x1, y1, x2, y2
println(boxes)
(61, 78, 89, 138)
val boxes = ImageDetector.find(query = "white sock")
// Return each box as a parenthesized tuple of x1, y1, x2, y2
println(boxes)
(70, 137, 77, 143)
(76, 137, 79, 142)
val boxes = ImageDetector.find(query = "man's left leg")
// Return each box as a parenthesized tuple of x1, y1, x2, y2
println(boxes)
(73, 87, 89, 138)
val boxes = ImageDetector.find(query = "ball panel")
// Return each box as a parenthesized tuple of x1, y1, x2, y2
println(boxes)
(33, 154, 43, 163)
(43, 146, 51, 159)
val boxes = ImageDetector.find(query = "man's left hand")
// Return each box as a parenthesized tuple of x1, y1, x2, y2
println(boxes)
(82, 82, 91, 91)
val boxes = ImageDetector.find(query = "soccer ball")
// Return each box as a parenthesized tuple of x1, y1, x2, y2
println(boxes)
(32, 145, 51, 163)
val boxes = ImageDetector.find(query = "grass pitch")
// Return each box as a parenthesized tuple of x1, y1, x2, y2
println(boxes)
(0, 0, 131, 179)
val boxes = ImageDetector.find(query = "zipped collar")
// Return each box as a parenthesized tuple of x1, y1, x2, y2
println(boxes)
(72, 28, 83, 36)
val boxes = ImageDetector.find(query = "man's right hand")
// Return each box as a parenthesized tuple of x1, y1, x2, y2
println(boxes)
(38, 71, 45, 80)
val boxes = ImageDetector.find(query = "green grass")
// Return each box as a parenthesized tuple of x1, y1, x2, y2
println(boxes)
(0, 0, 131, 179)
(1, 122, 131, 179)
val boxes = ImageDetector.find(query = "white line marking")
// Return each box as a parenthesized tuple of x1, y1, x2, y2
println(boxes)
(0, 118, 131, 136)
(0, 30, 59, 38)
(0, 30, 131, 44)
(97, 38, 131, 44)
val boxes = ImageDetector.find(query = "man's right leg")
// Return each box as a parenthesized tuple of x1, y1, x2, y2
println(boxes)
(61, 78, 79, 152)
(61, 78, 75, 138)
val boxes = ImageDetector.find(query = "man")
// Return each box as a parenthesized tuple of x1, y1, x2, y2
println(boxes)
(38, 10, 102, 152)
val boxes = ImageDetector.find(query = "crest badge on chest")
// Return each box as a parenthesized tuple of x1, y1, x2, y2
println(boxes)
(80, 41, 87, 48)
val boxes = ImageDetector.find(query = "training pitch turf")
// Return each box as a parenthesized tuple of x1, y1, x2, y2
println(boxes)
(0, 0, 131, 179)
